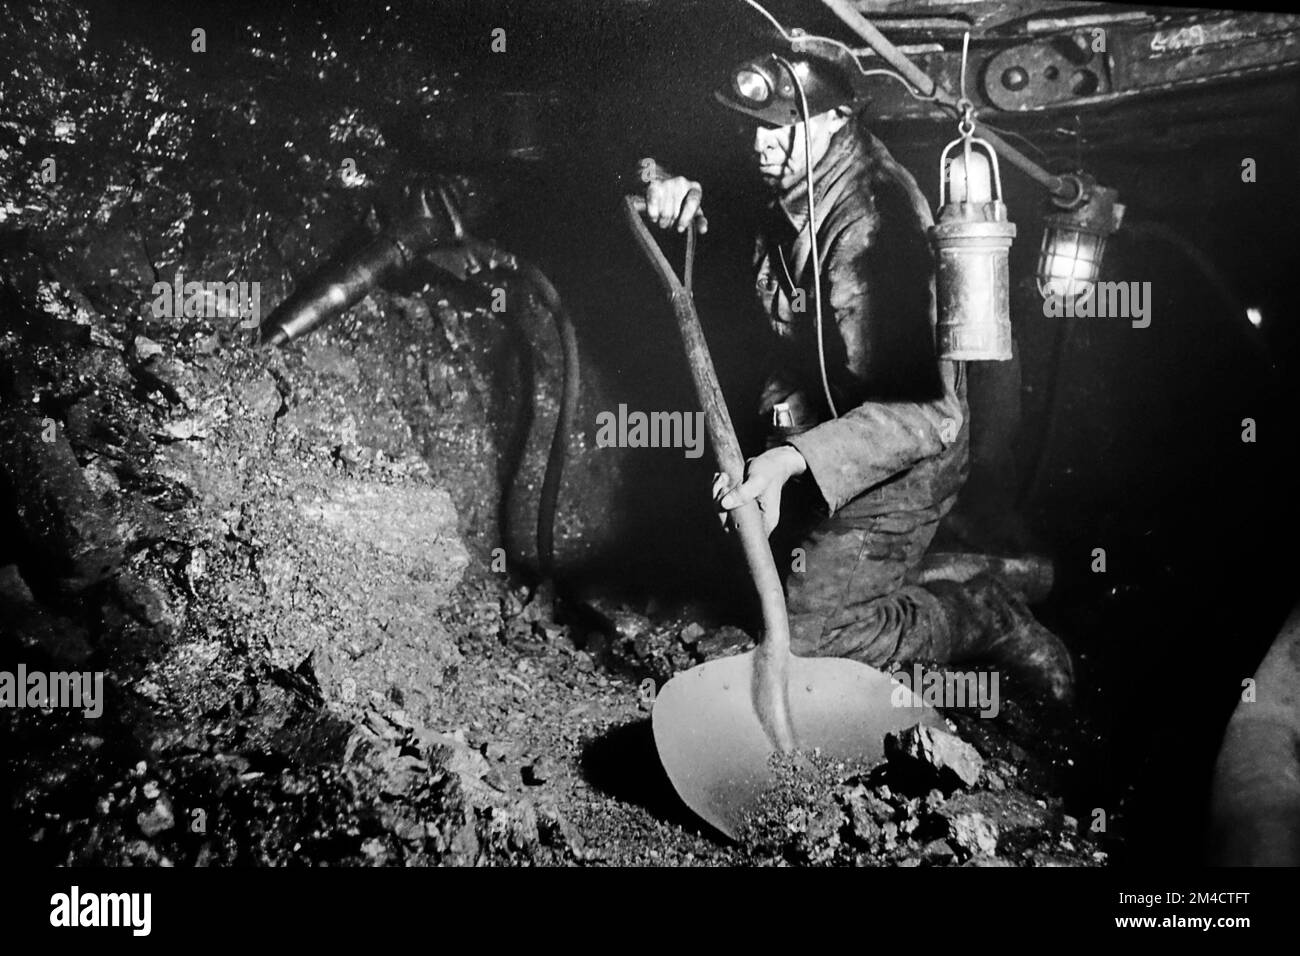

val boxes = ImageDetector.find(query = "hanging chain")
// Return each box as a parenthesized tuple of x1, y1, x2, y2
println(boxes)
(957, 100, 976, 139)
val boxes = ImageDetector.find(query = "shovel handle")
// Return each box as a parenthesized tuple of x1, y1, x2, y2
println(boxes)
(627, 195, 699, 293)
(623, 195, 796, 753)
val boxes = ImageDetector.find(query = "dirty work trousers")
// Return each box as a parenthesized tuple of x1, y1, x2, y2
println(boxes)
(778, 492, 1036, 667)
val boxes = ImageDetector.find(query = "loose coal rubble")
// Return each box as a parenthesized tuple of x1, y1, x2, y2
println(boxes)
(579, 597, 755, 687)
(737, 725, 1106, 867)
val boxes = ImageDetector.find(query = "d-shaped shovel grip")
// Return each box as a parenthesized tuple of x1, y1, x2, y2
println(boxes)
(624, 195, 796, 754)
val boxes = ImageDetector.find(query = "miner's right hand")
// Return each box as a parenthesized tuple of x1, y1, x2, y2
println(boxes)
(644, 170, 707, 234)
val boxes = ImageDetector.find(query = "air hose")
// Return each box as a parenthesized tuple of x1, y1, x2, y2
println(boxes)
(260, 214, 580, 583)
(517, 262, 580, 580)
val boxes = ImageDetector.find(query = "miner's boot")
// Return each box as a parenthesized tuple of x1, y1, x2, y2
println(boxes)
(915, 551, 1055, 605)
(919, 572, 1075, 705)
(789, 572, 1075, 705)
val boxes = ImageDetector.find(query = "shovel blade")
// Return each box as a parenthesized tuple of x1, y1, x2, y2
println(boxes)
(651, 651, 942, 839)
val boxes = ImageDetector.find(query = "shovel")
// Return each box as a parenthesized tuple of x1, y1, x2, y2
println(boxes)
(623, 195, 941, 840)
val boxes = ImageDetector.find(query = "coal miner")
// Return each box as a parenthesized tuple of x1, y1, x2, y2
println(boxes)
(640, 42, 1074, 703)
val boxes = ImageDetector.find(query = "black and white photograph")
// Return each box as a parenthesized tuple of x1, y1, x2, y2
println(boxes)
(0, 0, 1296, 934)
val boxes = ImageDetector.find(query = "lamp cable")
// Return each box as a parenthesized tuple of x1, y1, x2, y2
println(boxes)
(773, 54, 839, 419)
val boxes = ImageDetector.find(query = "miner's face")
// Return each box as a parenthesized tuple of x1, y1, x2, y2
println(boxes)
(752, 108, 846, 190)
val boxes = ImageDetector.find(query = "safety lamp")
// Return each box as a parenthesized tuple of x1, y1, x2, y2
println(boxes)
(931, 132, 1016, 361)
(945, 147, 992, 204)
(1036, 175, 1124, 300)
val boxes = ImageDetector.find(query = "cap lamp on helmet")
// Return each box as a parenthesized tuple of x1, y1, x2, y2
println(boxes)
(715, 43, 860, 127)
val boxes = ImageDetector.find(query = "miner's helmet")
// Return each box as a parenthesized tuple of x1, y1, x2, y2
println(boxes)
(714, 38, 863, 127)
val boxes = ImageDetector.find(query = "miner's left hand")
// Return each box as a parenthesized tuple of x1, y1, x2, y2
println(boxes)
(712, 445, 807, 537)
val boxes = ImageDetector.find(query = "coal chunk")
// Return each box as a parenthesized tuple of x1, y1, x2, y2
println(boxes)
(884, 724, 984, 792)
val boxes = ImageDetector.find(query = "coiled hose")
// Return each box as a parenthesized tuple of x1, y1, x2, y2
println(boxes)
(261, 218, 579, 582)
